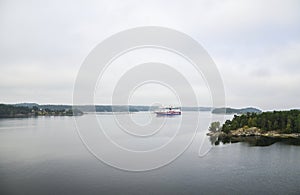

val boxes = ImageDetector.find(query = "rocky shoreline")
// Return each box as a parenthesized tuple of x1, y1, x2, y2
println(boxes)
(207, 127, 300, 139)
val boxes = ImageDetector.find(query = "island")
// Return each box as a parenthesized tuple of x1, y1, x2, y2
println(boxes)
(207, 110, 300, 146)
(0, 104, 83, 118)
(211, 107, 262, 114)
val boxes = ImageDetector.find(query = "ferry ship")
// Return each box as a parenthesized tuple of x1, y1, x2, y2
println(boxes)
(154, 106, 181, 116)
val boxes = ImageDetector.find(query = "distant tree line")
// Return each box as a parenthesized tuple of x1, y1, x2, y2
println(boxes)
(222, 110, 300, 134)
(212, 107, 262, 114)
(0, 104, 32, 117)
(0, 104, 83, 118)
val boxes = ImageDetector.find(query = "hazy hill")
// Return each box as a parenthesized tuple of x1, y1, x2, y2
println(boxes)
(212, 107, 262, 114)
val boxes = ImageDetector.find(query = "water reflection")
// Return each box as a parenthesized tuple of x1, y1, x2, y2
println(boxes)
(155, 114, 181, 118)
(209, 135, 300, 147)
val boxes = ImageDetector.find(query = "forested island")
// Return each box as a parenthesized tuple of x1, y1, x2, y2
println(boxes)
(0, 104, 83, 118)
(211, 107, 262, 114)
(208, 110, 300, 146)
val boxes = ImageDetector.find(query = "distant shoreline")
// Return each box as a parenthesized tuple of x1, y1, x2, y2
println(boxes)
(0, 104, 83, 118)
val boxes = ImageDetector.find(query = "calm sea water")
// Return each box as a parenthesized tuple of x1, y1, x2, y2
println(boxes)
(0, 112, 299, 195)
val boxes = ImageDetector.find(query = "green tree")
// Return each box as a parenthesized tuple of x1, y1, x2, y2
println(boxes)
(209, 121, 221, 132)
(285, 117, 292, 133)
(295, 115, 300, 133)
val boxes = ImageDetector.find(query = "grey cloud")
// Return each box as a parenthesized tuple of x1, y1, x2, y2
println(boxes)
(0, 0, 300, 109)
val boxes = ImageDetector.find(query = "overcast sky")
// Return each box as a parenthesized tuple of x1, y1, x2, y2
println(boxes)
(0, 0, 300, 110)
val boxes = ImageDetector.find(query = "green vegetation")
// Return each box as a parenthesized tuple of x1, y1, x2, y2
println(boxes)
(0, 104, 83, 118)
(0, 104, 32, 118)
(208, 121, 222, 132)
(222, 110, 300, 134)
(212, 107, 262, 114)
